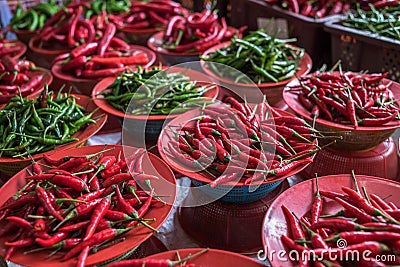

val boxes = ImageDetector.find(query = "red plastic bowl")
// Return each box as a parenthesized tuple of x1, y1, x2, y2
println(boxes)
(119, 27, 160, 47)
(0, 94, 107, 176)
(51, 45, 156, 96)
(28, 37, 69, 69)
(0, 144, 176, 267)
(262, 174, 400, 267)
(13, 29, 39, 45)
(145, 248, 265, 266)
(91, 67, 219, 120)
(200, 42, 312, 106)
(158, 107, 317, 187)
(283, 74, 400, 151)
(147, 28, 240, 66)
(0, 67, 53, 104)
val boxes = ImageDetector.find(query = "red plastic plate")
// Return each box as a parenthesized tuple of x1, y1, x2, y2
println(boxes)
(4, 40, 27, 59)
(146, 248, 265, 266)
(91, 67, 219, 120)
(0, 144, 177, 267)
(158, 107, 317, 187)
(200, 42, 312, 88)
(262, 174, 400, 267)
(283, 74, 400, 131)
(0, 94, 107, 163)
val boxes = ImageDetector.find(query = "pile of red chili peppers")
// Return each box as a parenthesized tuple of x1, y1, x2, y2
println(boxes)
(0, 39, 25, 58)
(0, 55, 43, 101)
(32, 2, 103, 49)
(288, 70, 400, 128)
(281, 173, 400, 266)
(161, 8, 243, 53)
(110, 0, 187, 30)
(54, 22, 151, 79)
(0, 148, 162, 266)
(264, 0, 399, 18)
(165, 97, 319, 187)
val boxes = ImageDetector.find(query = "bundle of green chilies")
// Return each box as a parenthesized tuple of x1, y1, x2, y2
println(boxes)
(99, 67, 216, 115)
(0, 148, 162, 267)
(165, 97, 319, 187)
(202, 30, 304, 84)
(55, 22, 151, 79)
(281, 174, 400, 266)
(10, 0, 61, 32)
(264, 0, 400, 18)
(0, 90, 96, 158)
(0, 55, 43, 101)
(288, 70, 400, 128)
(110, 0, 187, 30)
(342, 3, 400, 41)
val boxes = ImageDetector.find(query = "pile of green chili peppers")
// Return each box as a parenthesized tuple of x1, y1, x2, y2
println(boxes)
(342, 4, 400, 41)
(10, 1, 61, 31)
(99, 67, 216, 115)
(201, 30, 304, 84)
(0, 88, 97, 158)
(85, 0, 131, 17)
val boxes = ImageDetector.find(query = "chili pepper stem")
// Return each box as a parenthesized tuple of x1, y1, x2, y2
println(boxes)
(72, 168, 95, 176)
(351, 170, 360, 194)
(170, 248, 210, 265)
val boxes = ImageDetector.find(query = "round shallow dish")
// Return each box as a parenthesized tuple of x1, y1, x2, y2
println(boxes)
(0, 144, 176, 267)
(147, 28, 239, 66)
(200, 42, 312, 106)
(158, 108, 316, 203)
(0, 94, 107, 176)
(91, 68, 219, 120)
(0, 66, 53, 103)
(51, 45, 156, 96)
(146, 248, 265, 266)
(28, 37, 69, 69)
(119, 27, 159, 47)
(283, 75, 400, 151)
(262, 174, 400, 267)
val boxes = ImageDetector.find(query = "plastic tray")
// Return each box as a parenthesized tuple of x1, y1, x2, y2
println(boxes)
(230, 0, 341, 68)
(325, 18, 400, 81)
(283, 75, 400, 151)
(0, 94, 107, 177)
(262, 174, 400, 267)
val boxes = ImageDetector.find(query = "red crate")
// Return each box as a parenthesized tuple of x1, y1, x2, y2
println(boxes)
(230, 0, 341, 68)
(325, 19, 400, 81)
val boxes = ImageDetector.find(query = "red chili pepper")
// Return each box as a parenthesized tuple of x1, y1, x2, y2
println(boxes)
(310, 177, 322, 225)
(35, 231, 68, 247)
(281, 204, 307, 242)
(83, 196, 111, 241)
(81, 67, 126, 79)
(5, 237, 34, 248)
(67, 6, 82, 47)
(36, 187, 63, 221)
(334, 197, 377, 223)
(6, 216, 33, 231)
(61, 227, 134, 261)
(97, 23, 117, 56)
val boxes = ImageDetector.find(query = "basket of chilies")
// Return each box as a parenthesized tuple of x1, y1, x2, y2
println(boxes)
(283, 66, 400, 151)
(158, 98, 320, 203)
(147, 5, 244, 66)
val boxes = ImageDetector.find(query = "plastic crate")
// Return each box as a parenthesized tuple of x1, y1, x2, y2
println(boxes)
(325, 19, 400, 81)
(230, 0, 341, 68)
